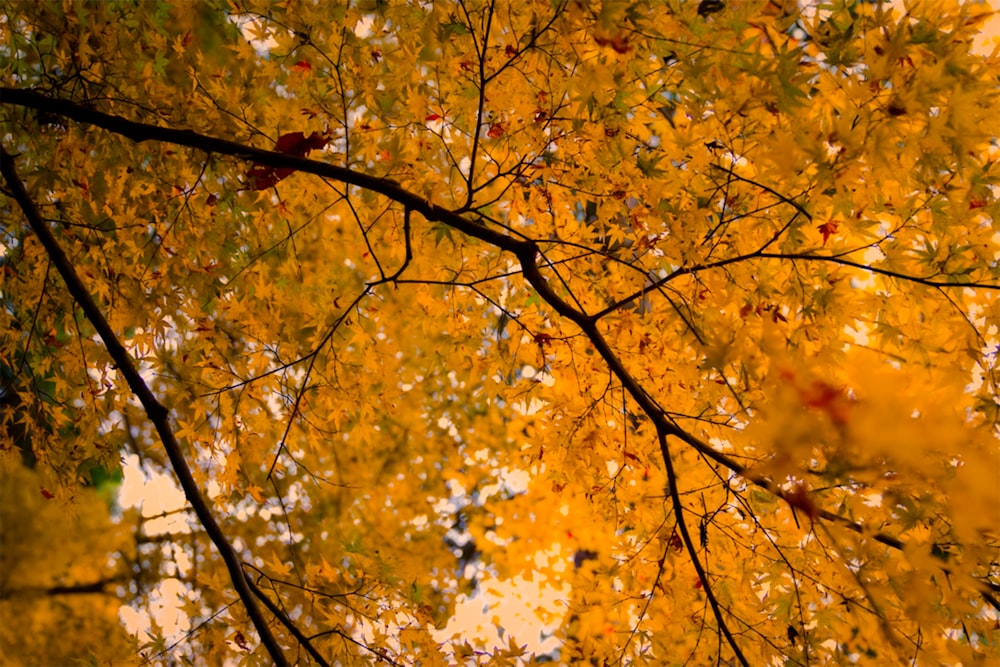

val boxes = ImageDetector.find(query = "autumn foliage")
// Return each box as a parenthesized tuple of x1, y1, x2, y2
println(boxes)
(1, 0, 999, 665)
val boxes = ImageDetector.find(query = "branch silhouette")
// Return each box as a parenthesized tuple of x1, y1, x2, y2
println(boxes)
(1, 145, 291, 667)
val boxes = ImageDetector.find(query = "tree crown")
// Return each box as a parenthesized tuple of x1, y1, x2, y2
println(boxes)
(1, 0, 998, 664)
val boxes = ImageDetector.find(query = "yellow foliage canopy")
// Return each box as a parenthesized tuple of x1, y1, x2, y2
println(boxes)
(1, 0, 998, 664)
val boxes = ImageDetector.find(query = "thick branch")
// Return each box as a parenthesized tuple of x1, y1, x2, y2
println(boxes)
(0, 147, 290, 666)
(245, 577, 332, 667)
(0, 87, 519, 253)
(0, 577, 124, 598)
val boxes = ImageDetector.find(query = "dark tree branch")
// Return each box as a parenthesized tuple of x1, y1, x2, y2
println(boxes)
(658, 430, 750, 666)
(0, 146, 289, 667)
(0, 87, 520, 253)
(245, 575, 333, 667)
(757, 251, 1000, 290)
(0, 578, 124, 598)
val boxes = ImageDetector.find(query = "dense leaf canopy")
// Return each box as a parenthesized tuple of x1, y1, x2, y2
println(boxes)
(1, 0, 999, 664)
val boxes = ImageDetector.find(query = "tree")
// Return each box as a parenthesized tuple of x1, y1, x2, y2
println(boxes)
(1, 0, 998, 664)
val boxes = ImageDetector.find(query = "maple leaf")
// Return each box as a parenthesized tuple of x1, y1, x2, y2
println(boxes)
(887, 102, 907, 116)
(667, 528, 683, 553)
(231, 631, 249, 651)
(817, 219, 838, 244)
(533, 332, 553, 345)
(594, 31, 631, 53)
(245, 131, 329, 190)
(273, 131, 328, 156)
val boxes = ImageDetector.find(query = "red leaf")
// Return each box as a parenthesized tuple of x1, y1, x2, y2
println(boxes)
(425, 113, 441, 121)
(785, 484, 819, 521)
(245, 131, 328, 190)
(246, 164, 295, 191)
(533, 332, 553, 345)
(274, 131, 328, 156)
(505, 44, 517, 57)
(41, 487, 54, 499)
(799, 380, 850, 426)
(668, 529, 683, 552)
(594, 31, 631, 53)
(817, 219, 838, 244)
(42, 328, 65, 347)
(609, 34, 631, 53)
(292, 60, 312, 73)
(487, 123, 506, 138)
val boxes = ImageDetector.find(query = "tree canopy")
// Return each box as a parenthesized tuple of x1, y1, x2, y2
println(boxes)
(1, 0, 999, 664)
